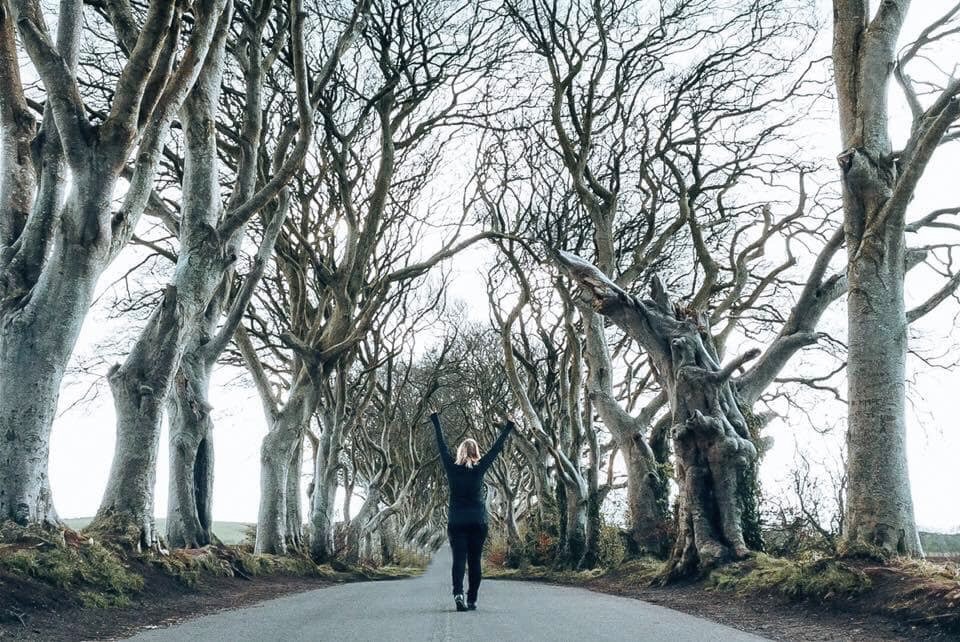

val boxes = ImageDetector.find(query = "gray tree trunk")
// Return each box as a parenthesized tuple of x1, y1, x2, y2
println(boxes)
(584, 313, 670, 556)
(163, 0, 299, 548)
(666, 331, 759, 577)
(1, 173, 115, 527)
(831, 0, 936, 557)
(558, 485, 588, 568)
(844, 227, 920, 554)
(510, 428, 559, 532)
(307, 440, 340, 562)
(165, 347, 216, 548)
(285, 440, 305, 551)
(0, 339, 60, 526)
(342, 486, 380, 563)
(0, 0, 225, 531)
(255, 377, 316, 554)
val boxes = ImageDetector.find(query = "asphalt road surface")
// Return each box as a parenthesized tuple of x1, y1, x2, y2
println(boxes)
(125, 548, 768, 641)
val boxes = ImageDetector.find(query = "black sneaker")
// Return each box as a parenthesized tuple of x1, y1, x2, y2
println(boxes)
(467, 602, 477, 611)
(454, 594, 467, 612)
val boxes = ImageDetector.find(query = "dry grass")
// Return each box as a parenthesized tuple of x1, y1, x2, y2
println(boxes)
(707, 553, 871, 600)
(0, 526, 143, 607)
(485, 555, 664, 588)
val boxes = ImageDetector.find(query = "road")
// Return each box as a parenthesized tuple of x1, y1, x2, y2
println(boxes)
(125, 548, 768, 641)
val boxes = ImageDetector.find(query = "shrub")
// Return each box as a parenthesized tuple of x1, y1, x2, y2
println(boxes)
(523, 530, 557, 567)
(598, 524, 627, 568)
(483, 531, 510, 567)
(386, 547, 429, 569)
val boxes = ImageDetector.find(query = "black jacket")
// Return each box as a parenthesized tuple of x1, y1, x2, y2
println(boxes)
(431, 413, 513, 526)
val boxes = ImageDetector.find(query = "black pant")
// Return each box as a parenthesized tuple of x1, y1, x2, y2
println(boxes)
(447, 522, 487, 602)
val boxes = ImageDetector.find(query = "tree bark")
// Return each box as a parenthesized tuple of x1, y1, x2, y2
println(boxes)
(584, 313, 670, 556)
(558, 483, 588, 568)
(341, 486, 380, 563)
(844, 229, 920, 554)
(0, 0, 225, 531)
(285, 440, 304, 551)
(255, 376, 316, 554)
(165, 348, 216, 548)
(0, 177, 112, 527)
(307, 428, 340, 562)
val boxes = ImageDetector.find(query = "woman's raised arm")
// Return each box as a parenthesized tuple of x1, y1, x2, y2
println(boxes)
(430, 412, 455, 472)
(478, 418, 514, 472)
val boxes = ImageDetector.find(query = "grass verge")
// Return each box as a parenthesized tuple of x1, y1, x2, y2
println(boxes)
(488, 552, 960, 635)
(0, 520, 424, 624)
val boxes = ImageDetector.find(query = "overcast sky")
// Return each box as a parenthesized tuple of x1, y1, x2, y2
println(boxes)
(46, 2, 960, 533)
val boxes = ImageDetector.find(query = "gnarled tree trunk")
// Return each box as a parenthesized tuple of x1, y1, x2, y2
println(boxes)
(165, 348, 216, 548)
(255, 375, 316, 554)
(665, 332, 759, 577)
(555, 250, 762, 578)
(1, 0, 224, 532)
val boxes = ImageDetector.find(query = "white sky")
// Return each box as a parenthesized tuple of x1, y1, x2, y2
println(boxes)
(47, 2, 960, 533)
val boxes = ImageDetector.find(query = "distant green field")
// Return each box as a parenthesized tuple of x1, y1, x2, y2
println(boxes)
(62, 518, 251, 545)
(920, 531, 960, 556)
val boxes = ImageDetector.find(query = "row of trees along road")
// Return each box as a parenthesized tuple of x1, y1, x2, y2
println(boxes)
(1, 0, 958, 577)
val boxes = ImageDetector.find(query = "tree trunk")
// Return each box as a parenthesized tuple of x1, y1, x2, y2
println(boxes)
(665, 333, 760, 578)
(307, 447, 339, 562)
(514, 438, 558, 531)
(584, 312, 670, 556)
(0, 0, 225, 532)
(842, 196, 921, 555)
(554, 251, 761, 578)
(380, 515, 397, 564)
(255, 371, 317, 554)
(342, 486, 380, 563)
(256, 430, 291, 554)
(622, 440, 670, 556)
(256, 404, 308, 554)
(0, 160, 118, 526)
(285, 440, 304, 551)
(165, 348, 216, 549)
(93, 287, 181, 548)
(832, 1, 924, 558)
(0, 322, 66, 527)
(557, 483, 587, 569)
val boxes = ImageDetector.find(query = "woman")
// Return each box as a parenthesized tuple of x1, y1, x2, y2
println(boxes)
(429, 407, 514, 612)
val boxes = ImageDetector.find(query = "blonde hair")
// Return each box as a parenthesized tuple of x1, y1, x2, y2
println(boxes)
(455, 438, 481, 468)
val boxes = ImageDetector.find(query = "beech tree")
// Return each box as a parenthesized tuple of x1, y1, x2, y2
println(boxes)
(0, 0, 226, 529)
(495, 0, 827, 558)
(87, 0, 369, 549)
(832, 1, 960, 556)
(482, 230, 617, 569)
(237, 0, 509, 557)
